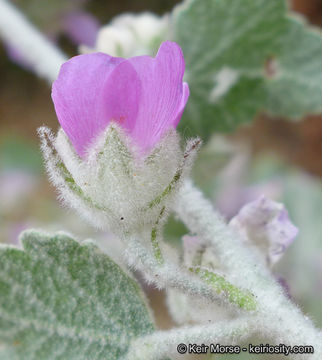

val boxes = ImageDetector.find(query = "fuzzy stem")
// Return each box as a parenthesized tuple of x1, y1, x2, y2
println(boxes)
(125, 317, 256, 360)
(125, 236, 247, 309)
(150, 227, 163, 264)
(189, 266, 257, 310)
(175, 180, 271, 287)
(174, 180, 322, 358)
(0, 0, 67, 82)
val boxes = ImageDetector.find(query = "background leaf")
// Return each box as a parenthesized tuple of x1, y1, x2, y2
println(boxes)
(264, 16, 322, 117)
(0, 230, 155, 359)
(173, 0, 322, 138)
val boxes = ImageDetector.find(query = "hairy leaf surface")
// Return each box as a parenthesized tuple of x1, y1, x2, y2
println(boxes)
(0, 230, 154, 359)
(174, 0, 322, 137)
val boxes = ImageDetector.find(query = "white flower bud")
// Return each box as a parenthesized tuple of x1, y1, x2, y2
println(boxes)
(83, 12, 170, 57)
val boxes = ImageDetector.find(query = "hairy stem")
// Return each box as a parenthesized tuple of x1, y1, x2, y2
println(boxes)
(189, 266, 257, 310)
(125, 317, 256, 360)
(174, 180, 322, 358)
(150, 207, 166, 264)
(124, 236, 247, 309)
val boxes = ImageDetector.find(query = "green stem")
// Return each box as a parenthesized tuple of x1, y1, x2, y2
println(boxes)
(189, 266, 257, 311)
(150, 207, 166, 264)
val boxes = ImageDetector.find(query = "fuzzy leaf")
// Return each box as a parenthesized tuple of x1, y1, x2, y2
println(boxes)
(264, 17, 322, 118)
(0, 230, 155, 359)
(174, 0, 322, 138)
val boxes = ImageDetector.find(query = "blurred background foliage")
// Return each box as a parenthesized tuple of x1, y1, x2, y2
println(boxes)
(0, 0, 321, 348)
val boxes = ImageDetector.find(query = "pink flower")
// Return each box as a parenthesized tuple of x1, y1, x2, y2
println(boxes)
(52, 41, 189, 157)
(40, 41, 198, 234)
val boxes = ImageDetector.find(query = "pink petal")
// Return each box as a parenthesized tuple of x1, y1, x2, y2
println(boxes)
(127, 41, 189, 153)
(174, 82, 190, 125)
(52, 53, 140, 157)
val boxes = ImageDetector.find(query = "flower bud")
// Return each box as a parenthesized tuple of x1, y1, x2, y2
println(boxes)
(84, 12, 169, 57)
(39, 41, 200, 236)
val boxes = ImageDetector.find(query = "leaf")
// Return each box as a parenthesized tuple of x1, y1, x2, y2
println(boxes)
(173, 0, 322, 138)
(0, 230, 155, 360)
(0, 345, 15, 359)
(264, 16, 322, 118)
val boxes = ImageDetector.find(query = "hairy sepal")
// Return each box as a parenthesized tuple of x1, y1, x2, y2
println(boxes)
(39, 124, 200, 237)
(38, 127, 119, 231)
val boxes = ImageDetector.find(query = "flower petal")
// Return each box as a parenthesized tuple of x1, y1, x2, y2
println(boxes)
(229, 196, 298, 266)
(128, 41, 189, 153)
(174, 82, 190, 126)
(52, 53, 140, 157)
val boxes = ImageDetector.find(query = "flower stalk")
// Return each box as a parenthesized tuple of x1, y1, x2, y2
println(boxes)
(125, 317, 256, 360)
